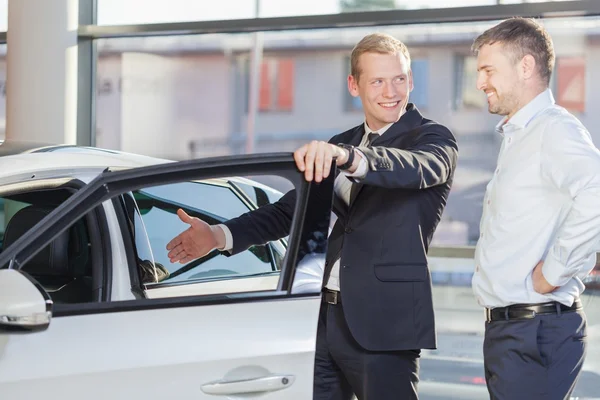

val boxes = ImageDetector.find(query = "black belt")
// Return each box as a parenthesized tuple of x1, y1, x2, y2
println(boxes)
(485, 300, 582, 322)
(323, 289, 341, 305)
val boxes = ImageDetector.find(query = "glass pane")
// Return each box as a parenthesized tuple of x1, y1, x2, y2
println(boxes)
(0, 44, 7, 140)
(95, 16, 600, 240)
(97, 0, 338, 25)
(0, 0, 6, 31)
(97, 0, 584, 25)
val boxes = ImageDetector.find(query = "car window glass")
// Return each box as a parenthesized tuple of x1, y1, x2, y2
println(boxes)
(141, 181, 251, 220)
(231, 177, 286, 206)
(130, 180, 285, 290)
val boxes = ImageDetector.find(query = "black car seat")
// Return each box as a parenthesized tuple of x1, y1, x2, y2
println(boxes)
(2, 205, 92, 304)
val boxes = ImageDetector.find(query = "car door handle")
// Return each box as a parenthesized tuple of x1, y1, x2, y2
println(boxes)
(201, 374, 295, 395)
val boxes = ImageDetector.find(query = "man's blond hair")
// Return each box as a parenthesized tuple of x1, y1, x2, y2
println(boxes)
(350, 33, 411, 82)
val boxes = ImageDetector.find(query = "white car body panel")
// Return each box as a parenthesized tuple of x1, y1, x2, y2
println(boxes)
(0, 297, 321, 399)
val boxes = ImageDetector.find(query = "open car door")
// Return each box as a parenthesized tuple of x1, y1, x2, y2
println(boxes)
(0, 153, 334, 399)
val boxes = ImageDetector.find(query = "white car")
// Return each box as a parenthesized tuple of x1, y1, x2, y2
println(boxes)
(1, 142, 598, 399)
(0, 141, 332, 399)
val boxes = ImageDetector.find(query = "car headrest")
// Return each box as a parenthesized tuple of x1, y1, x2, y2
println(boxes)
(3, 205, 70, 276)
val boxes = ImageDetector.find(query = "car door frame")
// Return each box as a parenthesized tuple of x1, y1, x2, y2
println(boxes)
(0, 153, 334, 315)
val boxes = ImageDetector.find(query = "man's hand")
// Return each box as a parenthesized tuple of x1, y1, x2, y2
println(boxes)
(532, 261, 558, 294)
(294, 141, 348, 182)
(166, 209, 225, 264)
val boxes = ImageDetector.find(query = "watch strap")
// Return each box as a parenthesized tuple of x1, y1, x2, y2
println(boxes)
(337, 144, 355, 170)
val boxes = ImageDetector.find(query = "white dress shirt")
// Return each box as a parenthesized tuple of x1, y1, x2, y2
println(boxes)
(325, 121, 392, 291)
(218, 121, 393, 293)
(472, 89, 600, 308)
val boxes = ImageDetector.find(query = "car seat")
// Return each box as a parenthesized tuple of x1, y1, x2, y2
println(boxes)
(2, 205, 92, 304)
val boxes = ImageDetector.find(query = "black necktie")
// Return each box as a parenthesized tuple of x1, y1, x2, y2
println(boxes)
(366, 132, 379, 147)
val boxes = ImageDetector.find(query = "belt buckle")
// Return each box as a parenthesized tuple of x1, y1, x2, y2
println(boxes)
(325, 290, 338, 305)
(485, 308, 492, 322)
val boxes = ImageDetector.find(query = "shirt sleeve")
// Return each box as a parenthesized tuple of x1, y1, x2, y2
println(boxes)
(540, 117, 600, 287)
(215, 224, 233, 251)
(341, 149, 368, 180)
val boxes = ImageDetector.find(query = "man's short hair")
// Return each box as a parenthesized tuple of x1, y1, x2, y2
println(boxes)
(472, 17, 555, 86)
(350, 33, 411, 82)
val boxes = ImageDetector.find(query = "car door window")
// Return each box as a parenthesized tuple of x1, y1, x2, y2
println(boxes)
(130, 180, 282, 286)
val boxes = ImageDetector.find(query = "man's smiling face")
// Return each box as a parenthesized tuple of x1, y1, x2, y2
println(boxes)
(348, 51, 413, 131)
(476, 42, 523, 119)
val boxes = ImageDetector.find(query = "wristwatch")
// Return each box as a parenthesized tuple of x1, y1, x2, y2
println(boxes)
(337, 144, 355, 170)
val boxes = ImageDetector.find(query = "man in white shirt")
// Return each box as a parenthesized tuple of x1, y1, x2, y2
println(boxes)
(471, 17, 600, 399)
(167, 33, 458, 399)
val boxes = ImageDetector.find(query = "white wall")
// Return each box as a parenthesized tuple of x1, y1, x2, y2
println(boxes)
(95, 53, 232, 159)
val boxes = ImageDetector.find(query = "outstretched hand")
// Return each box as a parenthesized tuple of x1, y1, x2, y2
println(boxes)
(166, 209, 222, 264)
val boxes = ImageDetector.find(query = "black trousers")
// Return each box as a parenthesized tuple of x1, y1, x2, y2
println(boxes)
(313, 301, 420, 400)
(484, 309, 587, 400)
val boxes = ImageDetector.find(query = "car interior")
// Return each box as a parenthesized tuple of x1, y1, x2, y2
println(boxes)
(0, 181, 106, 305)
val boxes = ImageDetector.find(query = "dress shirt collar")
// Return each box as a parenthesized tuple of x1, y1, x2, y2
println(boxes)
(363, 121, 392, 137)
(364, 103, 419, 137)
(495, 88, 555, 136)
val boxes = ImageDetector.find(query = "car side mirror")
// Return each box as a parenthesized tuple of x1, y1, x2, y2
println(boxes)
(0, 269, 52, 333)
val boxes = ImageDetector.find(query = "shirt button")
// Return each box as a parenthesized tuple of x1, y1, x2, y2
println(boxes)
(487, 199, 491, 205)
(495, 168, 499, 175)
(508, 137, 512, 144)
(345, 227, 353, 234)
(476, 265, 480, 272)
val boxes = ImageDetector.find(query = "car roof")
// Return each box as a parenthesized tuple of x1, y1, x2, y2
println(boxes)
(0, 140, 175, 183)
(0, 140, 278, 192)
(0, 139, 171, 165)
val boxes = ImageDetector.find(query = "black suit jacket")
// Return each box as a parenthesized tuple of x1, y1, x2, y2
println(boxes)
(224, 104, 458, 351)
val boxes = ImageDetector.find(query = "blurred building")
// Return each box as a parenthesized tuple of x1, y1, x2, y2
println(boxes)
(0, 1, 597, 245)
(85, 19, 596, 243)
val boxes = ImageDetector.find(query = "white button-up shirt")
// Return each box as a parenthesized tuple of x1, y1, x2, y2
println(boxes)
(325, 121, 391, 291)
(472, 89, 600, 308)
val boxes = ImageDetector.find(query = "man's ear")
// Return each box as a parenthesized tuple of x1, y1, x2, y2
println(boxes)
(521, 54, 536, 80)
(348, 74, 359, 97)
(408, 69, 414, 92)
